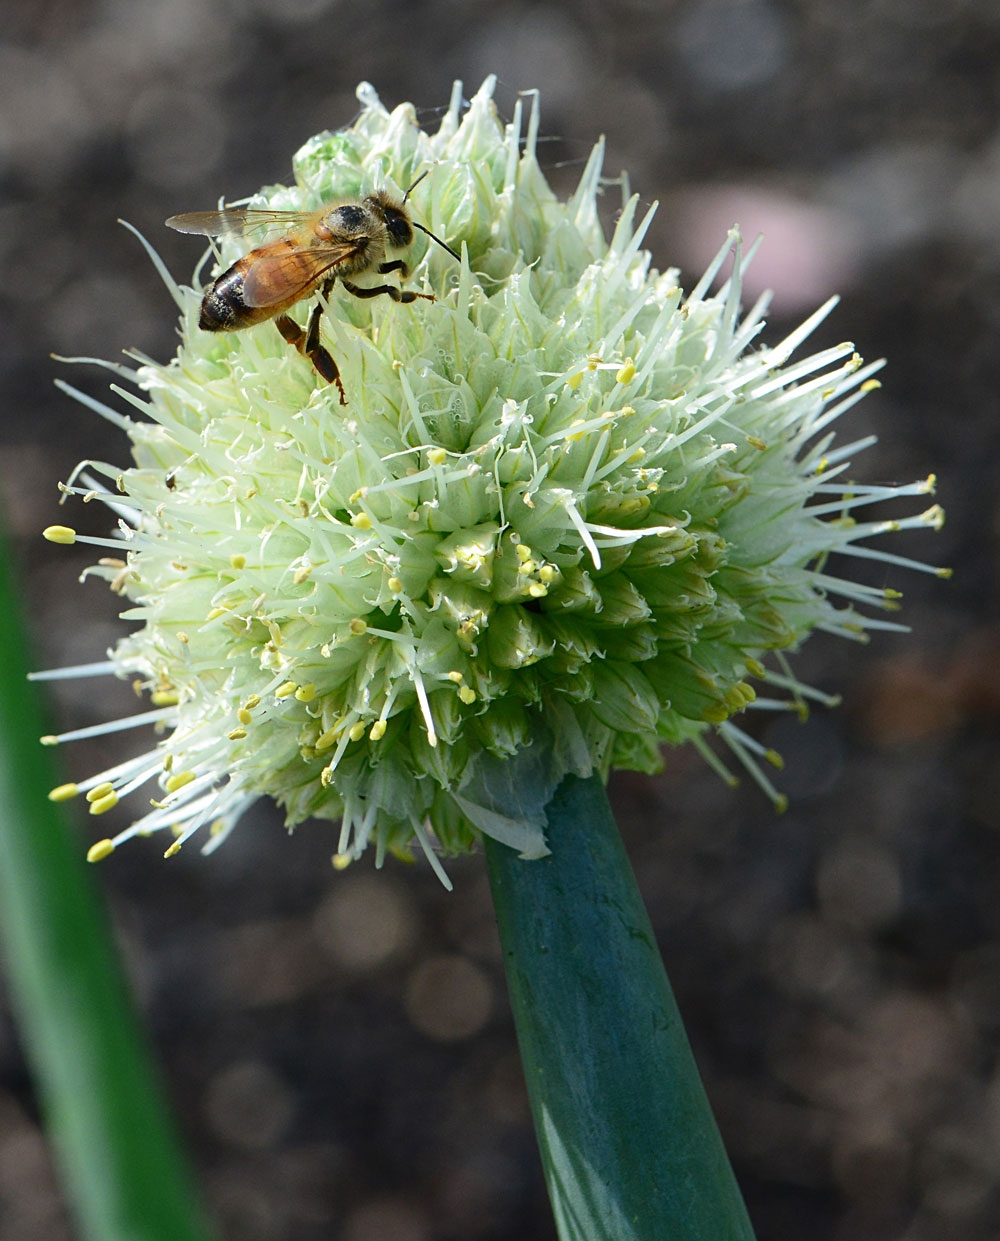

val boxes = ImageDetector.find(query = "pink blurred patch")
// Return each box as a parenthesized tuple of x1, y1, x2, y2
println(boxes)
(667, 185, 862, 316)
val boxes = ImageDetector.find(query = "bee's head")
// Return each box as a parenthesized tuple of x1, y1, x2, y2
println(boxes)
(368, 178, 460, 261)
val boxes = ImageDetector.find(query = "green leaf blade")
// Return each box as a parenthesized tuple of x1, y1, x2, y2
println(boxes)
(0, 528, 214, 1241)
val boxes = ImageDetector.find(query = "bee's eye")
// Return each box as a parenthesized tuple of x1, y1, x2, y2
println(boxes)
(384, 210, 414, 249)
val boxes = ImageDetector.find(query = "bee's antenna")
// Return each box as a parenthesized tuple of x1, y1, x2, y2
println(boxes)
(402, 170, 430, 203)
(412, 221, 461, 263)
(404, 169, 460, 262)
(401, 172, 459, 261)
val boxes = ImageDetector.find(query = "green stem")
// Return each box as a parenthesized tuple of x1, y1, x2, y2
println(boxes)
(0, 532, 213, 1241)
(484, 772, 755, 1241)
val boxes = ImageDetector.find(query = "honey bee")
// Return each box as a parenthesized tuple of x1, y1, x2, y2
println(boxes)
(166, 173, 459, 403)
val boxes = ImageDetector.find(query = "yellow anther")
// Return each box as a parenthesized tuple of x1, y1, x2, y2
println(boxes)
(566, 371, 583, 389)
(151, 690, 180, 707)
(177, 631, 190, 644)
(518, 560, 536, 575)
(164, 770, 196, 793)
(164, 840, 182, 859)
(747, 435, 767, 451)
(85, 782, 114, 804)
(745, 658, 767, 679)
(49, 783, 80, 802)
(237, 707, 253, 726)
(275, 681, 298, 699)
(332, 852, 352, 871)
(447, 670, 464, 683)
(315, 725, 340, 751)
(294, 683, 316, 703)
(351, 512, 372, 530)
(428, 447, 448, 466)
(527, 582, 548, 598)
(369, 720, 387, 741)
(244, 694, 261, 710)
(722, 687, 745, 712)
(538, 564, 557, 583)
(860, 378, 882, 393)
(458, 685, 476, 704)
(628, 446, 644, 461)
(229, 553, 247, 570)
(619, 404, 635, 418)
(207, 607, 228, 621)
(387, 575, 403, 593)
(43, 525, 76, 544)
(701, 703, 731, 724)
(89, 791, 119, 816)
(774, 794, 790, 814)
(348, 721, 366, 742)
(615, 359, 636, 385)
(349, 618, 368, 636)
(293, 565, 312, 585)
(228, 727, 248, 740)
(87, 839, 115, 863)
(936, 566, 953, 579)
(515, 544, 533, 562)
(209, 818, 226, 836)
(765, 748, 784, 770)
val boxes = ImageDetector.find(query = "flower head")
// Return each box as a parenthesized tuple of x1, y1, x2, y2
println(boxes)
(44, 77, 946, 879)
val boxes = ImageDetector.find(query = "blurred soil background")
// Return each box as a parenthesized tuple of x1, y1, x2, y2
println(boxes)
(1, 1, 999, 1238)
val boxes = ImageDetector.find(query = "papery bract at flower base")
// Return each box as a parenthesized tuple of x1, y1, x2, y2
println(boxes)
(44, 76, 945, 880)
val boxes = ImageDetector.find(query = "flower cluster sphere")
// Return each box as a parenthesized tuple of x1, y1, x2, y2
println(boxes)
(48, 78, 944, 875)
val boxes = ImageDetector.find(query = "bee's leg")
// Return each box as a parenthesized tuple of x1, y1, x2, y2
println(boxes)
(377, 260, 408, 277)
(274, 291, 346, 404)
(341, 279, 434, 306)
(303, 291, 347, 403)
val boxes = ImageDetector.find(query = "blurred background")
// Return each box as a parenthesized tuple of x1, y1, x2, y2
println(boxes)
(1, 0, 998, 1238)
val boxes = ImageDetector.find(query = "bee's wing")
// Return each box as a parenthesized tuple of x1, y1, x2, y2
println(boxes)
(165, 208, 315, 238)
(241, 242, 361, 309)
